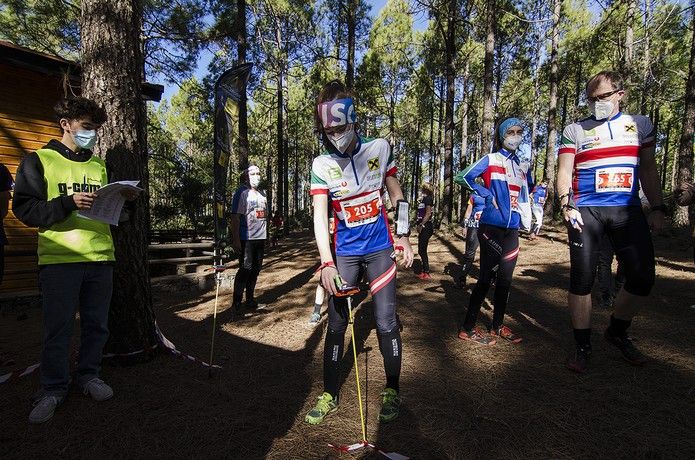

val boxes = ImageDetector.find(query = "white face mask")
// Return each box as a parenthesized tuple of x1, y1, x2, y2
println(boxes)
(503, 135, 522, 151)
(589, 100, 614, 120)
(249, 175, 261, 188)
(327, 124, 356, 154)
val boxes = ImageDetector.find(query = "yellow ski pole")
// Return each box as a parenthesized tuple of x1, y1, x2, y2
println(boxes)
(347, 295, 368, 444)
(208, 272, 221, 378)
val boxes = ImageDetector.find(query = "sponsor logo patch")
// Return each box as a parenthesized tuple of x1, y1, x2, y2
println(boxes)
(368, 157, 380, 171)
(327, 167, 342, 180)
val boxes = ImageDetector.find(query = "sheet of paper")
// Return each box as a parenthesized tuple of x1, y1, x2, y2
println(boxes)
(77, 180, 142, 226)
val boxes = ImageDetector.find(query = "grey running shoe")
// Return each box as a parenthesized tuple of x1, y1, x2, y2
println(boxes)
(309, 312, 321, 324)
(82, 378, 114, 401)
(29, 395, 62, 424)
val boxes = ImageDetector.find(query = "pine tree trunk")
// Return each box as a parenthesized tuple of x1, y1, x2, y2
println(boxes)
(530, 22, 542, 181)
(80, 0, 156, 353)
(481, 0, 496, 155)
(674, 12, 695, 227)
(623, 0, 637, 95)
(640, 0, 651, 114)
(442, 0, 457, 225)
(428, 79, 435, 181)
(543, 0, 561, 214)
(346, 0, 357, 90)
(276, 74, 284, 218)
(336, 0, 343, 73)
(435, 77, 444, 215)
(459, 63, 469, 220)
(237, 0, 250, 171)
(661, 122, 671, 191)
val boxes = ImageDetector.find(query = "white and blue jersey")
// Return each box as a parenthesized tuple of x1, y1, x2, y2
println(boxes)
(559, 112, 655, 207)
(458, 149, 534, 229)
(466, 194, 486, 228)
(311, 137, 396, 256)
(231, 185, 268, 240)
(532, 184, 548, 206)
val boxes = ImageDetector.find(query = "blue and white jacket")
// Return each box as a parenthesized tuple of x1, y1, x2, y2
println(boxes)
(456, 149, 534, 229)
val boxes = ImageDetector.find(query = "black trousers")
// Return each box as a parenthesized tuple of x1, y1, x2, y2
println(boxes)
(233, 239, 265, 304)
(418, 223, 433, 273)
(460, 224, 519, 331)
(461, 226, 479, 277)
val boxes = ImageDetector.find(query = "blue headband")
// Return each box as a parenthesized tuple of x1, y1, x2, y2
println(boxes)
(318, 98, 357, 128)
(498, 118, 523, 141)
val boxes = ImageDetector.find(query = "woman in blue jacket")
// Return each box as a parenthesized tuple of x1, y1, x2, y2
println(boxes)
(454, 118, 533, 345)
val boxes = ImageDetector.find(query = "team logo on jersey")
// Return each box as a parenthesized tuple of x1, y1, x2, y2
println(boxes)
(624, 122, 637, 133)
(332, 188, 351, 198)
(580, 141, 600, 151)
(365, 172, 382, 183)
(327, 167, 342, 180)
(368, 157, 380, 171)
(583, 128, 596, 136)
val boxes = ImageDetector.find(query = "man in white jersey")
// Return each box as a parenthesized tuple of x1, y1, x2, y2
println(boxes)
(229, 165, 268, 317)
(557, 71, 664, 373)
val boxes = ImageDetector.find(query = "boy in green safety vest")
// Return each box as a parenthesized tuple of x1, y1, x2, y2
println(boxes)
(13, 97, 140, 424)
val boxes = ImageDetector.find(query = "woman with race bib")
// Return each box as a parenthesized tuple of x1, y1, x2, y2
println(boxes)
(454, 117, 533, 345)
(305, 80, 414, 425)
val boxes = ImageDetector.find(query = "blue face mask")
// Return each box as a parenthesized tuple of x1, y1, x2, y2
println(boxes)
(72, 129, 97, 150)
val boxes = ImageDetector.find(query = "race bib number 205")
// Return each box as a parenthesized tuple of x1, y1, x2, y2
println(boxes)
(595, 167, 634, 193)
(340, 191, 382, 228)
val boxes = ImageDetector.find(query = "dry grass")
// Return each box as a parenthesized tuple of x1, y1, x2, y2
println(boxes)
(1, 227, 694, 459)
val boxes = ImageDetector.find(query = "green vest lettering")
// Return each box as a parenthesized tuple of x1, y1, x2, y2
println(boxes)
(36, 148, 115, 264)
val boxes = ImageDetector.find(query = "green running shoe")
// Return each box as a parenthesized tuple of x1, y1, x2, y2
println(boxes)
(379, 388, 401, 423)
(305, 392, 338, 425)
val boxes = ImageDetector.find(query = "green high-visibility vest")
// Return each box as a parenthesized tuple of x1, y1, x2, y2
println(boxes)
(36, 148, 115, 265)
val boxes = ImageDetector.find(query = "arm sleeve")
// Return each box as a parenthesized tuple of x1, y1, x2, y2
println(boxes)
(231, 188, 247, 215)
(638, 116, 656, 148)
(0, 164, 13, 192)
(558, 125, 577, 156)
(455, 155, 491, 198)
(385, 141, 397, 177)
(527, 166, 535, 191)
(310, 159, 329, 196)
(12, 153, 78, 228)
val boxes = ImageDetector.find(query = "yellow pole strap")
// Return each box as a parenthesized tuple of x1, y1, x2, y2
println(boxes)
(348, 296, 368, 444)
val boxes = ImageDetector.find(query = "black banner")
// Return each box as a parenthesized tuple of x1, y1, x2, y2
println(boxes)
(213, 63, 253, 266)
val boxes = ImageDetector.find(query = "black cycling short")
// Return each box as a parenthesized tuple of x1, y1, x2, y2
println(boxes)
(567, 206, 654, 296)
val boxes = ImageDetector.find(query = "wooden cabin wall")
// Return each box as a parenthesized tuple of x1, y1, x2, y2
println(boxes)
(0, 62, 65, 296)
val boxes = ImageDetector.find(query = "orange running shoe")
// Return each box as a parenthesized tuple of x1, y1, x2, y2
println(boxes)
(490, 325, 523, 343)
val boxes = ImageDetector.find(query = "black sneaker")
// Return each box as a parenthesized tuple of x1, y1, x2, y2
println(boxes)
(456, 275, 466, 289)
(604, 329, 647, 366)
(567, 346, 592, 373)
(230, 301, 241, 321)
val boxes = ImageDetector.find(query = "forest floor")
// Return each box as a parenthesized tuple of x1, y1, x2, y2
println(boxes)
(2, 223, 695, 459)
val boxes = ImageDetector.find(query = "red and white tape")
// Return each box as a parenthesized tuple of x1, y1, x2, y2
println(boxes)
(154, 322, 221, 369)
(0, 321, 220, 384)
(0, 363, 40, 384)
(327, 441, 409, 459)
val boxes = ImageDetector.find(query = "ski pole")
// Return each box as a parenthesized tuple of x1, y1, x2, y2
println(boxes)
(347, 295, 368, 444)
